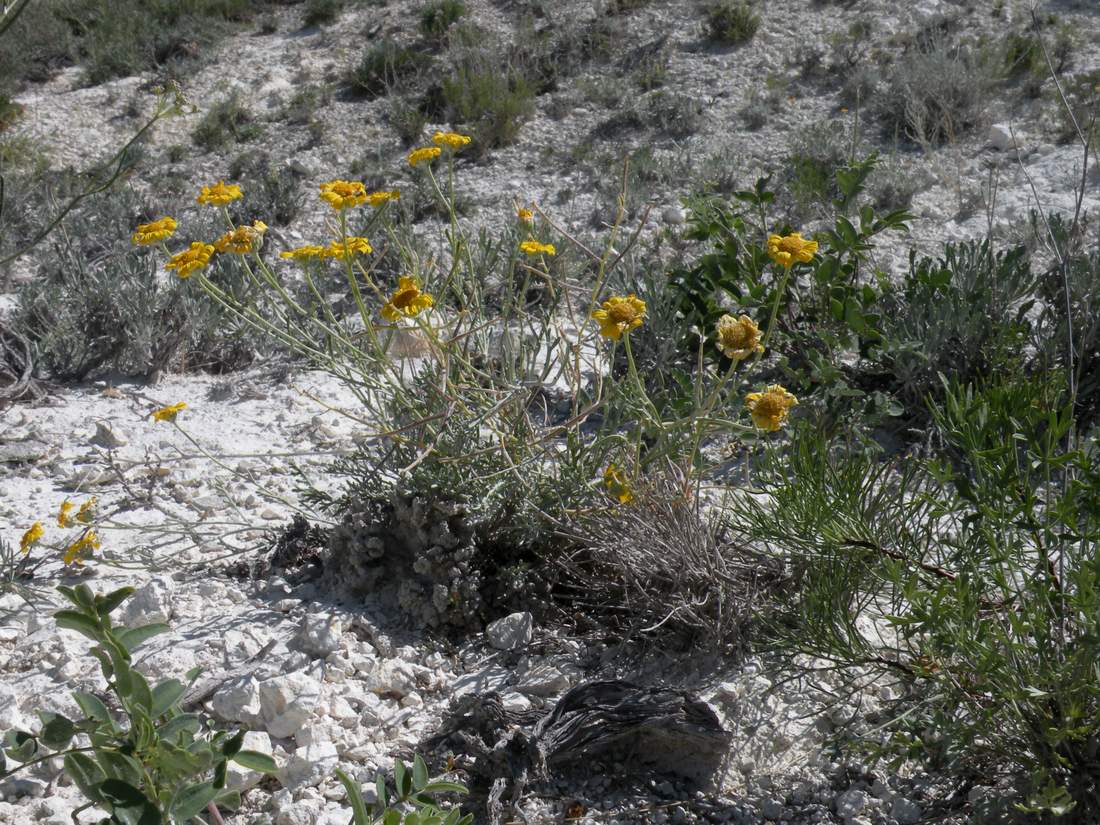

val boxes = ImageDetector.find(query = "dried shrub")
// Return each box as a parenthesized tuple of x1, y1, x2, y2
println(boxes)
(559, 468, 784, 651)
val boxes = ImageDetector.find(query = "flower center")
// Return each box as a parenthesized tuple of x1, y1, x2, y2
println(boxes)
(608, 303, 637, 324)
(392, 286, 419, 309)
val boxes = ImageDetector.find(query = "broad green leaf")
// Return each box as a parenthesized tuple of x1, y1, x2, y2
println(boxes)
(213, 789, 241, 811)
(395, 759, 411, 798)
(3, 730, 37, 762)
(150, 679, 187, 718)
(221, 730, 244, 759)
(377, 774, 388, 808)
(64, 752, 106, 804)
(37, 712, 76, 749)
(169, 781, 219, 820)
(73, 691, 113, 725)
(158, 713, 201, 743)
(94, 587, 135, 618)
(97, 750, 144, 786)
(412, 754, 428, 790)
(53, 610, 102, 642)
(116, 623, 170, 654)
(231, 750, 278, 774)
(383, 810, 401, 825)
(420, 781, 468, 795)
(129, 670, 153, 714)
(335, 768, 371, 825)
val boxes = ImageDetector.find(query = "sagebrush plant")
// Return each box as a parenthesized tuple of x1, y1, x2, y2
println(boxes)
(0, 584, 278, 823)
(705, 0, 760, 46)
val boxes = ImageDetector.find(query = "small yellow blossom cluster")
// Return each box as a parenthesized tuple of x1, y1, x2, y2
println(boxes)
(745, 385, 799, 431)
(519, 239, 555, 257)
(433, 131, 472, 150)
(131, 217, 178, 246)
(592, 294, 646, 341)
(517, 207, 534, 224)
(381, 277, 434, 322)
(280, 244, 328, 261)
(716, 314, 764, 362)
(366, 189, 401, 208)
(213, 221, 268, 254)
(319, 179, 368, 211)
(603, 464, 633, 505)
(151, 401, 187, 423)
(766, 232, 818, 269)
(20, 497, 101, 566)
(165, 242, 215, 279)
(407, 146, 442, 167)
(196, 180, 243, 207)
(325, 237, 374, 261)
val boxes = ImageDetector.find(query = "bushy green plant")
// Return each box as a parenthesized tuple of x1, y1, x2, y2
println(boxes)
(439, 54, 535, 152)
(15, 188, 266, 380)
(419, 0, 466, 44)
(336, 756, 472, 825)
(0, 584, 277, 822)
(729, 370, 1100, 817)
(302, 0, 343, 26)
(192, 92, 262, 152)
(705, 0, 760, 46)
(348, 39, 431, 99)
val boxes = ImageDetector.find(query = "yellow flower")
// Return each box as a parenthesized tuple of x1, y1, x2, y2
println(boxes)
(63, 530, 101, 566)
(407, 146, 442, 167)
(603, 464, 633, 505)
(744, 384, 798, 431)
(165, 242, 214, 279)
(431, 131, 471, 150)
(280, 244, 327, 261)
(213, 220, 268, 254)
(323, 237, 373, 260)
(19, 522, 44, 554)
(591, 294, 646, 341)
(365, 189, 401, 208)
(319, 179, 368, 211)
(196, 180, 243, 207)
(766, 232, 818, 269)
(151, 402, 187, 423)
(519, 239, 556, 256)
(517, 207, 534, 223)
(716, 314, 764, 361)
(131, 216, 178, 246)
(380, 276, 434, 321)
(76, 497, 97, 525)
(57, 500, 75, 529)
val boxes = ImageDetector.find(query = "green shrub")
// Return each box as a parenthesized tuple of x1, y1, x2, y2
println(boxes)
(419, 0, 466, 44)
(440, 60, 535, 153)
(302, 0, 343, 26)
(348, 39, 431, 99)
(705, 0, 760, 46)
(730, 370, 1100, 817)
(0, 584, 277, 820)
(191, 92, 262, 152)
(15, 189, 267, 380)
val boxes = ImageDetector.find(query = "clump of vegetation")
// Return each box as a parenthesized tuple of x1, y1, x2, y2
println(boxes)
(419, 0, 466, 44)
(348, 39, 431, 99)
(191, 92, 263, 152)
(705, 0, 760, 46)
(302, 0, 343, 26)
(438, 46, 535, 153)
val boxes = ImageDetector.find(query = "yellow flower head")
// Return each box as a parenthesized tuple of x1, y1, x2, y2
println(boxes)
(519, 239, 556, 257)
(76, 497, 97, 525)
(213, 220, 268, 254)
(63, 530, 101, 566)
(319, 179, 368, 211)
(745, 384, 798, 431)
(151, 402, 187, 423)
(323, 237, 373, 260)
(432, 131, 472, 150)
(196, 180, 243, 207)
(603, 463, 634, 505)
(716, 314, 764, 361)
(407, 146, 442, 167)
(766, 232, 818, 269)
(280, 244, 327, 261)
(366, 189, 401, 208)
(517, 207, 534, 224)
(20, 522, 44, 554)
(592, 294, 646, 341)
(58, 500, 75, 529)
(165, 242, 214, 279)
(131, 216, 178, 246)
(381, 276, 434, 321)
